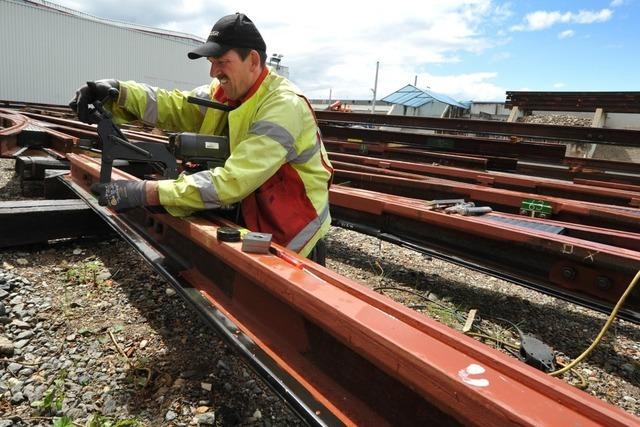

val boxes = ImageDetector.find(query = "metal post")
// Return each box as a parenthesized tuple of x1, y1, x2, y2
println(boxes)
(371, 61, 379, 113)
(329, 88, 332, 105)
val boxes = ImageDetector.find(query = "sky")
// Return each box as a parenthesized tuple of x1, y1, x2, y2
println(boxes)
(50, 0, 639, 102)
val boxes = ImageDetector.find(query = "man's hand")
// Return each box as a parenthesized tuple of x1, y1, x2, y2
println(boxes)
(91, 180, 147, 211)
(69, 79, 119, 123)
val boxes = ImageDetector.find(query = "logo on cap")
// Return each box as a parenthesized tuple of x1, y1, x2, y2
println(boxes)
(209, 30, 219, 38)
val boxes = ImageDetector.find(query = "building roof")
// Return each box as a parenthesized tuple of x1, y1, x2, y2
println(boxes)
(20, 0, 204, 44)
(381, 84, 468, 109)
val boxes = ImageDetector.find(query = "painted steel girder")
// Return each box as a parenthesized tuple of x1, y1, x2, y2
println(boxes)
(316, 110, 640, 147)
(64, 153, 639, 426)
(324, 138, 517, 171)
(0, 109, 79, 158)
(320, 124, 566, 162)
(330, 152, 640, 208)
(330, 185, 640, 321)
(333, 169, 640, 234)
(0, 110, 28, 157)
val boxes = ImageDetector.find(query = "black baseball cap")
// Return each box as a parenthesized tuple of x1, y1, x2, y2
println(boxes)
(188, 13, 266, 60)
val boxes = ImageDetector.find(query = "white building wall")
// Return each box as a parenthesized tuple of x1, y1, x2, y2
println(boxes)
(417, 101, 447, 117)
(470, 103, 510, 116)
(0, 0, 210, 104)
(387, 101, 447, 117)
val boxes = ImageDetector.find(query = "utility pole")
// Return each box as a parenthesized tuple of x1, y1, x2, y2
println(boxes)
(371, 61, 379, 113)
(328, 88, 332, 105)
(414, 75, 418, 86)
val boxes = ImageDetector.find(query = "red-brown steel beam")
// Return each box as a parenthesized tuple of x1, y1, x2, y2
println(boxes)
(333, 168, 640, 234)
(330, 152, 640, 208)
(315, 110, 640, 146)
(329, 185, 640, 318)
(320, 124, 567, 161)
(0, 109, 83, 160)
(329, 162, 640, 251)
(64, 153, 640, 426)
(563, 156, 640, 175)
(0, 110, 29, 157)
(324, 138, 517, 170)
(505, 91, 640, 113)
(329, 163, 640, 252)
(573, 178, 640, 192)
(18, 110, 167, 145)
(516, 160, 640, 187)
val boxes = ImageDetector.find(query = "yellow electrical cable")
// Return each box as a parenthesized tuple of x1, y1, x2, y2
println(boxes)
(550, 270, 640, 376)
(555, 360, 588, 389)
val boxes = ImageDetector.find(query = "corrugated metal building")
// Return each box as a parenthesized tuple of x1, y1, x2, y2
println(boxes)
(382, 84, 469, 118)
(0, 0, 210, 104)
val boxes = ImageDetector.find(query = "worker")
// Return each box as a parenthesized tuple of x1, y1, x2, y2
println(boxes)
(69, 13, 333, 264)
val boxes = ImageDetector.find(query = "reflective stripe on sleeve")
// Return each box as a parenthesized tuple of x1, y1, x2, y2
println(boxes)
(190, 170, 221, 209)
(290, 138, 320, 164)
(286, 203, 330, 252)
(249, 120, 297, 162)
(191, 86, 211, 116)
(140, 84, 158, 125)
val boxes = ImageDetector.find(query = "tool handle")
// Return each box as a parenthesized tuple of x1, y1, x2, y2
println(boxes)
(187, 96, 235, 112)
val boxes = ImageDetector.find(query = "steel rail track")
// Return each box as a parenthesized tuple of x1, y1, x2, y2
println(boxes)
(324, 138, 517, 171)
(333, 217, 640, 324)
(516, 160, 640, 187)
(324, 138, 640, 186)
(329, 185, 640, 323)
(333, 168, 640, 234)
(320, 124, 567, 161)
(5, 100, 640, 147)
(505, 91, 640, 114)
(62, 153, 640, 426)
(0, 109, 30, 157)
(0, 109, 82, 158)
(330, 152, 640, 208)
(4, 109, 640, 316)
(316, 110, 640, 146)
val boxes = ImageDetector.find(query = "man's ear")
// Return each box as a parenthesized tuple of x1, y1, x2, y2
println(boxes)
(250, 50, 261, 71)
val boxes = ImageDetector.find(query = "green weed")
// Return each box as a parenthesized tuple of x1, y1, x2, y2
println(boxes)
(31, 370, 67, 415)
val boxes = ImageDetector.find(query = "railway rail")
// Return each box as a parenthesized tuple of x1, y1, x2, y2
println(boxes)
(505, 91, 640, 114)
(2, 106, 640, 313)
(329, 185, 640, 322)
(330, 152, 640, 208)
(1, 102, 640, 424)
(316, 110, 640, 147)
(57, 153, 639, 426)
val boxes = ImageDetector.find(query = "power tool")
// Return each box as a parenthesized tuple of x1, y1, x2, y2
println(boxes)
(89, 90, 233, 183)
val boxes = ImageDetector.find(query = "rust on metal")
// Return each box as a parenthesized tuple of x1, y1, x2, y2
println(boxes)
(63, 153, 640, 426)
(316, 109, 640, 146)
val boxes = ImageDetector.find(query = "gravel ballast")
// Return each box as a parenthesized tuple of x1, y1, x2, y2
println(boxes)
(1, 155, 639, 425)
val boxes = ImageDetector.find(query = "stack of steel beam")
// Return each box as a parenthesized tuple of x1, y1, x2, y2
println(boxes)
(1, 100, 639, 425)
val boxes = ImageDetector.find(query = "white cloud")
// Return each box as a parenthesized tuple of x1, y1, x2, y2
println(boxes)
(558, 29, 575, 39)
(553, 82, 565, 88)
(426, 72, 506, 101)
(511, 8, 612, 31)
(51, 0, 509, 99)
(366, 69, 505, 102)
(492, 2, 514, 22)
(610, 0, 625, 7)
(490, 51, 511, 62)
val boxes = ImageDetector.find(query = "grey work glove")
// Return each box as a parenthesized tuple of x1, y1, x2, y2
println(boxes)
(69, 79, 119, 124)
(91, 180, 147, 211)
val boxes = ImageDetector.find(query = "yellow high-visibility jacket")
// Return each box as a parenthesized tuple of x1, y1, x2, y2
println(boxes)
(111, 68, 333, 256)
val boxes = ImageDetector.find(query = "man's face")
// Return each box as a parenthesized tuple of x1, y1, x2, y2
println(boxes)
(208, 50, 256, 101)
